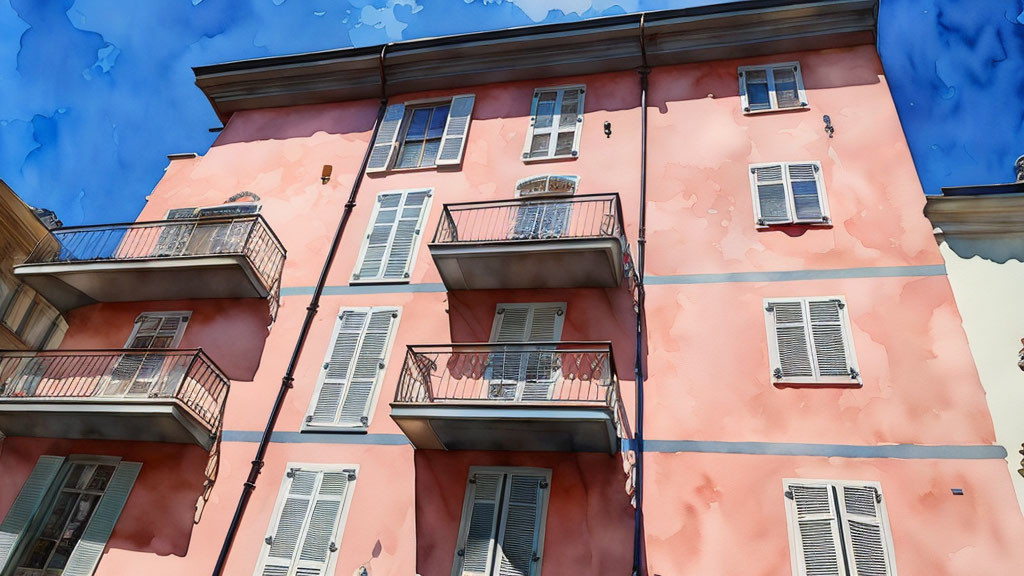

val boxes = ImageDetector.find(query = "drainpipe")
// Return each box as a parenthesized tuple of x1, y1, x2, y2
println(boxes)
(210, 45, 392, 576)
(632, 14, 650, 576)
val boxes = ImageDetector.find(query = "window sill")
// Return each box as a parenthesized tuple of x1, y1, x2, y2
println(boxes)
(742, 105, 810, 115)
(349, 278, 412, 285)
(755, 221, 833, 230)
(300, 425, 369, 434)
(522, 155, 579, 164)
(773, 377, 862, 389)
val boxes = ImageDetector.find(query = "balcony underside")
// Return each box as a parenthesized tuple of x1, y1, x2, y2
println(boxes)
(14, 256, 270, 311)
(390, 402, 620, 454)
(429, 238, 623, 290)
(0, 399, 216, 450)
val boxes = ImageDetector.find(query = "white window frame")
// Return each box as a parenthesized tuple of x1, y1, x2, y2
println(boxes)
(124, 311, 191, 348)
(522, 85, 586, 163)
(373, 95, 475, 173)
(163, 202, 261, 219)
(763, 296, 860, 386)
(749, 161, 830, 227)
(738, 62, 808, 113)
(253, 463, 358, 576)
(450, 466, 552, 576)
(783, 478, 898, 576)
(351, 188, 433, 285)
(514, 175, 580, 199)
(302, 306, 401, 432)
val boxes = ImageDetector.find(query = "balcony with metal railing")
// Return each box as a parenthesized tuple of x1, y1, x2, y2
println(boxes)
(13, 215, 286, 311)
(0, 348, 228, 449)
(429, 194, 628, 290)
(390, 342, 629, 453)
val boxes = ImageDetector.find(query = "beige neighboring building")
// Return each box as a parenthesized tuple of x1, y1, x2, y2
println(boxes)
(0, 180, 67, 350)
(925, 173, 1024, 515)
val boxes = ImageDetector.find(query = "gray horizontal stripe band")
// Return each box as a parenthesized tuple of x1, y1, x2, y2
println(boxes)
(223, 430, 410, 445)
(638, 439, 1007, 460)
(278, 265, 947, 297)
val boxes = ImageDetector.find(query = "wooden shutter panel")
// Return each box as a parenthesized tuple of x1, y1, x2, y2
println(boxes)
(769, 301, 814, 379)
(62, 461, 142, 576)
(437, 95, 475, 166)
(788, 164, 825, 222)
(495, 473, 547, 576)
(0, 455, 65, 568)
(807, 299, 851, 378)
(839, 485, 894, 576)
(752, 165, 791, 225)
(383, 190, 430, 280)
(294, 471, 352, 576)
(455, 472, 504, 576)
(787, 483, 844, 576)
(367, 103, 406, 172)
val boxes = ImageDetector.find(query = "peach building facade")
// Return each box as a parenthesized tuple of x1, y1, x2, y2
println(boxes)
(1, 2, 1023, 575)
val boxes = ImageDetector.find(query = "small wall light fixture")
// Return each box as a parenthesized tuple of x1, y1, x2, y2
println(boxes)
(823, 115, 834, 138)
(321, 164, 333, 185)
(604, 121, 612, 138)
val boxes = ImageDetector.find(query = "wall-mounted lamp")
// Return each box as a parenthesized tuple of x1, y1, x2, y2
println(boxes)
(823, 115, 834, 138)
(321, 164, 333, 185)
(604, 121, 612, 138)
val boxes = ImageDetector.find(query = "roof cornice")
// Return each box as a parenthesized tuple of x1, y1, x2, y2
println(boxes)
(925, 185, 1024, 236)
(193, 0, 877, 122)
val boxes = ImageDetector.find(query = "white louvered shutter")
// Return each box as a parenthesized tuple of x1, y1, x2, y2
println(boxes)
(495, 473, 547, 576)
(521, 305, 562, 401)
(488, 304, 564, 400)
(62, 462, 142, 576)
(769, 301, 814, 379)
(367, 103, 406, 172)
(773, 66, 802, 109)
(788, 164, 825, 222)
(787, 483, 844, 576)
(109, 313, 188, 396)
(0, 455, 65, 568)
(807, 299, 851, 378)
(753, 165, 791, 225)
(455, 472, 504, 576)
(294, 471, 352, 576)
(839, 485, 894, 576)
(523, 87, 584, 161)
(259, 469, 316, 576)
(354, 190, 430, 282)
(488, 306, 530, 396)
(436, 95, 475, 166)
(308, 308, 398, 429)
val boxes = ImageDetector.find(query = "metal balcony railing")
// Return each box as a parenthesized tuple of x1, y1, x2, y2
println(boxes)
(394, 342, 631, 437)
(432, 193, 625, 245)
(23, 215, 286, 296)
(0, 348, 229, 432)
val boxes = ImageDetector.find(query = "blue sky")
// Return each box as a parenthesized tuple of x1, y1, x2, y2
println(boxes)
(1, 1, 1021, 225)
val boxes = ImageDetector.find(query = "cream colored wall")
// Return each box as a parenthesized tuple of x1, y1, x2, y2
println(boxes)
(939, 239, 1024, 515)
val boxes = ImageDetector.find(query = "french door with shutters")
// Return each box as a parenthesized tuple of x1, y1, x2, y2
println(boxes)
(486, 304, 565, 401)
(511, 200, 573, 241)
(254, 465, 357, 576)
(451, 467, 551, 576)
(153, 203, 260, 257)
(104, 312, 189, 397)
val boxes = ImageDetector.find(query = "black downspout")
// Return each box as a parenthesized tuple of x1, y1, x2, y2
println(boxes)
(210, 47, 391, 576)
(632, 14, 650, 576)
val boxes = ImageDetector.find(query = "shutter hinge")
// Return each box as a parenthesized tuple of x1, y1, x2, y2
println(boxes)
(457, 548, 465, 557)
(556, 309, 564, 316)
(831, 298, 845, 309)
(496, 308, 504, 315)
(773, 367, 784, 379)
(821, 216, 830, 224)
(469, 474, 477, 484)
(571, 150, 578, 157)
(744, 106, 751, 113)
(874, 489, 882, 503)
(532, 553, 541, 562)
(329, 542, 338, 552)
(391, 312, 398, 319)
(849, 367, 860, 380)
(756, 218, 766, 226)
(539, 480, 549, 489)
(306, 415, 313, 423)
(765, 303, 774, 312)
(323, 362, 329, 370)
(348, 471, 358, 481)
(403, 272, 410, 278)
(265, 535, 274, 545)
(360, 416, 369, 426)
(286, 468, 296, 478)
(378, 361, 386, 369)
(352, 274, 360, 280)
(784, 489, 794, 500)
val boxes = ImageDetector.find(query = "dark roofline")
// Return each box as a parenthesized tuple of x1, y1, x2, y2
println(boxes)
(939, 181, 1024, 197)
(194, 0, 878, 122)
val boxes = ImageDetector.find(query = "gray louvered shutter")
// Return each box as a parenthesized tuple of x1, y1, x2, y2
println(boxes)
(0, 455, 65, 568)
(787, 483, 844, 576)
(495, 473, 546, 576)
(259, 468, 316, 576)
(769, 301, 814, 379)
(294, 471, 352, 576)
(488, 306, 530, 396)
(456, 472, 503, 576)
(62, 461, 142, 576)
(839, 485, 894, 576)
(789, 164, 825, 222)
(383, 190, 429, 280)
(538, 201, 572, 239)
(753, 165, 791, 225)
(309, 310, 366, 426)
(808, 299, 851, 378)
(367, 103, 406, 172)
(512, 202, 544, 239)
(521, 305, 563, 401)
(436, 95, 475, 166)
(555, 87, 584, 158)
(355, 193, 402, 280)
(338, 309, 396, 426)
(773, 66, 802, 109)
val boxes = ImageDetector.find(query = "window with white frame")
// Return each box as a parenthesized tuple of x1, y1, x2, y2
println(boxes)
(749, 162, 830, 227)
(304, 307, 400, 431)
(451, 467, 551, 576)
(104, 312, 190, 397)
(783, 479, 897, 576)
(0, 455, 141, 576)
(367, 95, 476, 172)
(156, 203, 261, 257)
(254, 464, 357, 576)
(764, 297, 859, 385)
(523, 86, 585, 161)
(352, 189, 432, 283)
(486, 303, 565, 401)
(739, 62, 807, 113)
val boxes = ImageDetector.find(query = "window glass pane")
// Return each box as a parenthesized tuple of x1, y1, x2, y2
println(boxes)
(534, 92, 556, 129)
(529, 133, 550, 158)
(558, 90, 580, 128)
(397, 141, 424, 168)
(40, 493, 78, 540)
(554, 132, 574, 156)
(419, 139, 441, 168)
(773, 68, 800, 108)
(792, 181, 823, 219)
(21, 539, 55, 569)
(426, 105, 449, 139)
(405, 108, 431, 140)
(87, 465, 116, 491)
